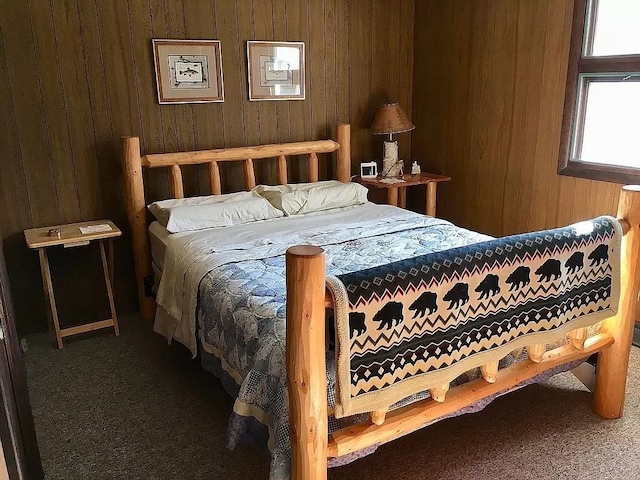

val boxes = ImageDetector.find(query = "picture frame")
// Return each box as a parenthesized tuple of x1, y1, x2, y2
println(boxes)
(152, 39, 224, 104)
(247, 41, 305, 101)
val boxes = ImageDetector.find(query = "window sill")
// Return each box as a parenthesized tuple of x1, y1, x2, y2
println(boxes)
(558, 160, 640, 185)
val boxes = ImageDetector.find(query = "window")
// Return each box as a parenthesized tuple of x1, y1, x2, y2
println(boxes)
(559, 0, 640, 184)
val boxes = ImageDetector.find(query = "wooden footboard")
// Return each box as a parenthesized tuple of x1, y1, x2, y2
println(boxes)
(285, 185, 640, 480)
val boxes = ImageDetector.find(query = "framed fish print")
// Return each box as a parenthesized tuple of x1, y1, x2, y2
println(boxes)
(247, 41, 305, 101)
(152, 39, 224, 104)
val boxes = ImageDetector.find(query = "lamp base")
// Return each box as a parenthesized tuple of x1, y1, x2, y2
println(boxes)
(382, 140, 403, 177)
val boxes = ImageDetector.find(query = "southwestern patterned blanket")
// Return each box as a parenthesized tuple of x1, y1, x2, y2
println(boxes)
(327, 216, 621, 418)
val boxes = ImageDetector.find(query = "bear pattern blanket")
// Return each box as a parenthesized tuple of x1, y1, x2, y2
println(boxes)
(326, 216, 622, 418)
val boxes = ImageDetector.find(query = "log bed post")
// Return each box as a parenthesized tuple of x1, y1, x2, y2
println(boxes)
(594, 185, 640, 418)
(286, 246, 328, 480)
(122, 136, 156, 320)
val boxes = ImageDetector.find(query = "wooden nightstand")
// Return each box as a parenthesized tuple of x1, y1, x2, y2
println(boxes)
(355, 173, 451, 216)
(24, 220, 121, 349)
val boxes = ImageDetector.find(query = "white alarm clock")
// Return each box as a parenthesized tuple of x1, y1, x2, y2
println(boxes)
(360, 162, 378, 179)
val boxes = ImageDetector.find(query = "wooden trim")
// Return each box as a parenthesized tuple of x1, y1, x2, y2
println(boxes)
(286, 246, 328, 480)
(558, 0, 640, 183)
(121, 136, 155, 320)
(558, 0, 588, 177)
(593, 185, 640, 418)
(0, 238, 44, 479)
(142, 140, 340, 168)
(559, 160, 640, 185)
(327, 333, 614, 458)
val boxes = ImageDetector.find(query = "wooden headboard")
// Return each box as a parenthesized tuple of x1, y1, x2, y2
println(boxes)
(122, 123, 352, 319)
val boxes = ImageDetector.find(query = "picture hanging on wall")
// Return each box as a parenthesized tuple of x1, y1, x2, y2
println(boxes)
(152, 39, 224, 104)
(247, 41, 305, 101)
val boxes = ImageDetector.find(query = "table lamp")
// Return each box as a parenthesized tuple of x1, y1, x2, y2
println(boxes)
(370, 102, 415, 177)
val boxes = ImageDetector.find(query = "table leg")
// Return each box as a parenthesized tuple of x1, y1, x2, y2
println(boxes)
(38, 249, 63, 349)
(399, 187, 407, 209)
(387, 188, 399, 207)
(426, 182, 437, 217)
(108, 238, 114, 292)
(99, 240, 120, 336)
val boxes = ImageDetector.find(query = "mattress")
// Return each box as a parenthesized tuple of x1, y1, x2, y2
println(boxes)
(149, 221, 172, 271)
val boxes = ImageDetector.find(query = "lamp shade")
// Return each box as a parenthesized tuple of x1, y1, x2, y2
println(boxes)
(369, 102, 415, 135)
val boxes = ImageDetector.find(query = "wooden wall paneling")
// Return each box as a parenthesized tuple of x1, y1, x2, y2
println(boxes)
(0, 0, 60, 227)
(285, 0, 310, 182)
(163, 0, 199, 197)
(397, 0, 415, 165)
(470, 1, 513, 234)
(149, 0, 179, 157)
(526, 0, 573, 231)
(183, 0, 225, 195)
(501, 1, 548, 235)
(215, 0, 246, 192)
(309, 0, 328, 179)
(95, 0, 142, 313)
(238, 0, 261, 151)
(252, 0, 278, 184)
(0, 29, 43, 335)
(335, 0, 349, 126)
(272, 0, 291, 145)
(323, 0, 337, 179)
(369, 1, 389, 170)
(51, 0, 106, 222)
(0, 32, 31, 236)
(28, 0, 80, 224)
(126, 0, 169, 204)
(348, 0, 372, 165)
(413, 0, 620, 240)
(0, 0, 415, 334)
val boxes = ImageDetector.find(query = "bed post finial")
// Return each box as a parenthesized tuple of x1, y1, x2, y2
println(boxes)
(336, 123, 351, 182)
(286, 245, 328, 480)
(122, 136, 155, 320)
(594, 185, 640, 419)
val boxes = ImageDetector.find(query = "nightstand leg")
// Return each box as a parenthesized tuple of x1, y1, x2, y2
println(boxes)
(38, 249, 63, 349)
(426, 182, 437, 217)
(99, 240, 120, 336)
(387, 188, 399, 207)
(399, 187, 407, 209)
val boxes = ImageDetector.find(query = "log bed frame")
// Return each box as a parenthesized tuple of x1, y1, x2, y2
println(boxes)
(122, 123, 640, 480)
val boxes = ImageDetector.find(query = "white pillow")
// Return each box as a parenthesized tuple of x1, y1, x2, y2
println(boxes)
(148, 191, 253, 226)
(148, 191, 283, 233)
(254, 181, 368, 216)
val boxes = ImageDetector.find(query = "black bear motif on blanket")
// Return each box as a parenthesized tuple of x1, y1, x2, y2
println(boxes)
(328, 216, 621, 416)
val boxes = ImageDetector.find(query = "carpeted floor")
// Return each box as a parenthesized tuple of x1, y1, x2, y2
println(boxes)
(24, 315, 640, 480)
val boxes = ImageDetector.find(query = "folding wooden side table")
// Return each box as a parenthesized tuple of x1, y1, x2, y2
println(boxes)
(24, 220, 121, 349)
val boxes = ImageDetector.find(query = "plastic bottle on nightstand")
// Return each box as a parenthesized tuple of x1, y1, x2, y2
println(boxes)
(411, 161, 421, 176)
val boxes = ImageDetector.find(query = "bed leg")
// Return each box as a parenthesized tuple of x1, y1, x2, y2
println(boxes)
(122, 136, 155, 320)
(594, 186, 640, 419)
(286, 246, 328, 480)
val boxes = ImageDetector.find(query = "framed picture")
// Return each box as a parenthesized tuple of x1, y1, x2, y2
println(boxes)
(247, 41, 305, 101)
(152, 39, 224, 104)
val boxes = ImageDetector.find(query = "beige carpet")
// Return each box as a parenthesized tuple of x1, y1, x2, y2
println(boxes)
(24, 316, 640, 479)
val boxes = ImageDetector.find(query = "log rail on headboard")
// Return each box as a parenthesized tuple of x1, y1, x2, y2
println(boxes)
(122, 123, 352, 320)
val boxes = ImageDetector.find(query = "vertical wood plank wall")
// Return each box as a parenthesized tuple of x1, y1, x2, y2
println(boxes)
(412, 0, 621, 238)
(0, 0, 415, 334)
